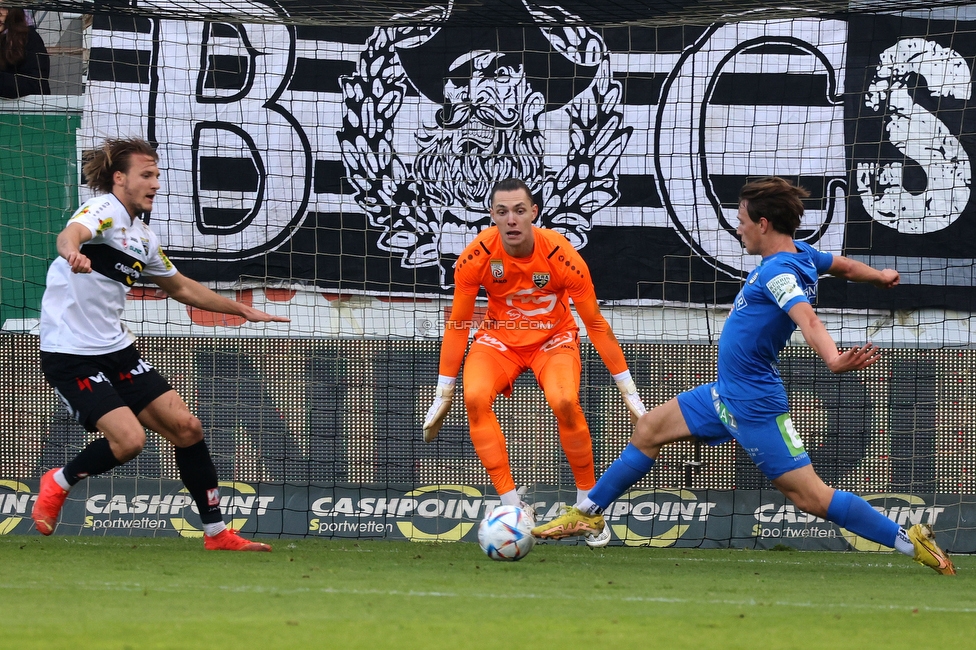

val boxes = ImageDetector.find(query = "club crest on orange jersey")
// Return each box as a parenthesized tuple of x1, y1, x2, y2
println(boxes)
(533, 272, 550, 288)
(490, 260, 504, 279)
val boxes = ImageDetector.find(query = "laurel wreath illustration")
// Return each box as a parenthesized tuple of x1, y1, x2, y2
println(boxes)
(337, 3, 632, 274)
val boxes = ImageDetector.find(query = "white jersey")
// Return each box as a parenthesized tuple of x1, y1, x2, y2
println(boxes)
(40, 193, 178, 355)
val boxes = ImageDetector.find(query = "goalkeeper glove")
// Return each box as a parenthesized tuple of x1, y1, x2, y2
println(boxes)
(422, 376, 456, 442)
(613, 370, 647, 424)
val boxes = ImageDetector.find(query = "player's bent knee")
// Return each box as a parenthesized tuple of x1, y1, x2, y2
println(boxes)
(782, 489, 830, 519)
(114, 434, 146, 462)
(633, 413, 667, 449)
(795, 499, 828, 519)
(547, 396, 583, 422)
(171, 415, 204, 447)
(464, 395, 494, 420)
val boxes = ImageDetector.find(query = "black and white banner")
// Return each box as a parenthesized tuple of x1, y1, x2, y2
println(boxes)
(82, 4, 976, 308)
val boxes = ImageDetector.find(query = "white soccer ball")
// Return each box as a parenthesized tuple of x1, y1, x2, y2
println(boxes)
(477, 505, 536, 561)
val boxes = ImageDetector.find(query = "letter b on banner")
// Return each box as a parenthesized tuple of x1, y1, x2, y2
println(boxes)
(150, 19, 311, 260)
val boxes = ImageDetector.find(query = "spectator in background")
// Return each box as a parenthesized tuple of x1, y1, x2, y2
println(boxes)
(0, 7, 50, 98)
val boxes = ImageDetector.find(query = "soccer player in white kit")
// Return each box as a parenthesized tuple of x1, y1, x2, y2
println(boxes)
(32, 137, 287, 551)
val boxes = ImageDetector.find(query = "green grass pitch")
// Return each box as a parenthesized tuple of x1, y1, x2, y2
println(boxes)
(0, 536, 971, 649)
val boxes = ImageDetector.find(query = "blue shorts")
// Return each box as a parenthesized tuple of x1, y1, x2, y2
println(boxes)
(676, 383, 810, 480)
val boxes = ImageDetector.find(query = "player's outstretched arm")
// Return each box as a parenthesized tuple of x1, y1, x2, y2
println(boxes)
(574, 295, 647, 423)
(151, 273, 289, 323)
(789, 301, 881, 374)
(423, 290, 476, 442)
(828, 255, 900, 289)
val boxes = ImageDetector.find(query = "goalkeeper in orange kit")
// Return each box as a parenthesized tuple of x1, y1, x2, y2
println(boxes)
(422, 177, 646, 547)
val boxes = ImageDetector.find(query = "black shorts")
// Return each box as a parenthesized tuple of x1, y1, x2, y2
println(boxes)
(41, 345, 173, 432)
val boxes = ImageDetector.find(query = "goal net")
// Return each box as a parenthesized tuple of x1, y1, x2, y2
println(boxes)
(2, 0, 975, 551)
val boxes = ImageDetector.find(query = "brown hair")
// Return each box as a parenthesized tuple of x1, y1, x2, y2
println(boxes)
(82, 138, 159, 194)
(0, 8, 29, 69)
(738, 176, 809, 237)
(489, 177, 536, 207)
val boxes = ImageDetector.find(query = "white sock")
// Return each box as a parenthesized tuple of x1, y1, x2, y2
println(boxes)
(203, 521, 226, 537)
(578, 498, 602, 515)
(577, 488, 590, 504)
(499, 489, 520, 506)
(894, 528, 915, 557)
(53, 468, 71, 491)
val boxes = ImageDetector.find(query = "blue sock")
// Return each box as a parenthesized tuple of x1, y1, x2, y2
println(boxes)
(588, 444, 655, 510)
(825, 490, 899, 547)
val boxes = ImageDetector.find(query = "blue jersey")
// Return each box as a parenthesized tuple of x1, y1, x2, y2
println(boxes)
(716, 241, 833, 403)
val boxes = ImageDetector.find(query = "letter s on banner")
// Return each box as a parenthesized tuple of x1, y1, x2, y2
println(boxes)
(856, 38, 971, 235)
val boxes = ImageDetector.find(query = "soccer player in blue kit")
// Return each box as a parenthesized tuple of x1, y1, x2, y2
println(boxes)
(533, 176, 955, 574)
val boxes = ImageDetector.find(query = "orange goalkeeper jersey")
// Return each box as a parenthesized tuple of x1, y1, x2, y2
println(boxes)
(438, 226, 628, 376)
